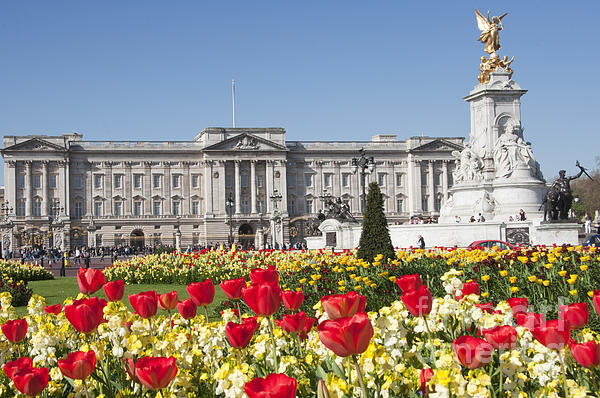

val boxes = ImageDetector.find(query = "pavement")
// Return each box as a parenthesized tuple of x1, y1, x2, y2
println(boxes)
(18, 257, 130, 277)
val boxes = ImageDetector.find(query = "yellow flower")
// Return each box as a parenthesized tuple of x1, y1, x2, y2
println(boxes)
(543, 280, 550, 286)
(580, 264, 589, 271)
(499, 270, 508, 277)
(510, 286, 519, 293)
(338, 280, 345, 286)
(528, 275, 537, 283)
(558, 270, 567, 277)
(388, 276, 396, 283)
(309, 281, 315, 286)
(482, 275, 490, 282)
(338, 286, 345, 291)
(481, 292, 489, 298)
(355, 285, 362, 290)
(569, 290, 578, 296)
(544, 263, 553, 269)
(588, 291, 594, 298)
(509, 276, 517, 284)
(299, 278, 307, 284)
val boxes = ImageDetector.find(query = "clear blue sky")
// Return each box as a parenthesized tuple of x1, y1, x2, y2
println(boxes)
(1, 1, 598, 184)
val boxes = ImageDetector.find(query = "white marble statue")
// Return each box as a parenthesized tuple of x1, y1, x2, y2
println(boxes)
(452, 145, 484, 183)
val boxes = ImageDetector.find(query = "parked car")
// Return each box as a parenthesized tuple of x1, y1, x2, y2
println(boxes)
(582, 234, 600, 247)
(467, 240, 517, 250)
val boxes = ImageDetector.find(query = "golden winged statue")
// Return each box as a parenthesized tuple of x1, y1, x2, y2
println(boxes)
(475, 9, 508, 55)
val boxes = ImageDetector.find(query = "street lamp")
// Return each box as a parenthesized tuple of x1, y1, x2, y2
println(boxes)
(225, 192, 235, 245)
(351, 148, 375, 212)
(269, 189, 283, 248)
(1, 201, 14, 259)
(49, 200, 64, 248)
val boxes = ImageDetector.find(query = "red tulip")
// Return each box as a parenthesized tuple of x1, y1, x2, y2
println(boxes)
(244, 373, 297, 398)
(128, 291, 159, 319)
(3, 357, 33, 379)
(58, 350, 96, 380)
(177, 299, 197, 320)
(278, 311, 315, 335)
(242, 281, 282, 316)
(396, 274, 423, 294)
(2, 319, 28, 343)
(135, 356, 178, 390)
(103, 280, 125, 302)
(569, 340, 600, 368)
(531, 319, 571, 350)
(506, 297, 528, 315)
(249, 266, 279, 284)
(320, 291, 366, 319)
(401, 286, 433, 317)
(44, 304, 62, 315)
(453, 335, 494, 369)
(420, 368, 434, 396)
(559, 303, 588, 330)
(11, 366, 49, 396)
(187, 280, 215, 307)
(220, 278, 246, 300)
(123, 358, 140, 383)
(593, 290, 600, 316)
(482, 325, 517, 350)
(475, 303, 494, 313)
(455, 281, 480, 300)
(515, 312, 545, 331)
(282, 290, 304, 311)
(64, 297, 107, 333)
(225, 317, 259, 348)
(158, 291, 179, 311)
(317, 312, 374, 357)
(76, 267, 106, 295)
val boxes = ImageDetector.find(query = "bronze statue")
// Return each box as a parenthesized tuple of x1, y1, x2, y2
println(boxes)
(541, 162, 586, 221)
(475, 9, 508, 56)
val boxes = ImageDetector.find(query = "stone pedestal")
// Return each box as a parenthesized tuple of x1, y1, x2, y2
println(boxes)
(534, 222, 580, 246)
(440, 70, 547, 223)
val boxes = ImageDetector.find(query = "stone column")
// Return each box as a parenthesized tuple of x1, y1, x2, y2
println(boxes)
(104, 162, 113, 216)
(413, 159, 423, 214)
(428, 160, 435, 212)
(183, 162, 191, 215)
(265, 160, 273, 214)
(406, 155, 415, 215)
(279, 160, 288, 216)
(234, 160, 241, 214)
(84, 162, 92, 217)
(64, 160, 71, 216)
(164, 162, 171, 215)
(315, 161, 323, 211)
(442, 160, 449, 199)
(7, 161, 17, 214)
(125, 162, 132, 215)
(250, 160, 257, 214)
(204, 161, 213, 216)
(24, 161, 32, 217)
(333, 161, 341, 197)
(42, 161, 49, 217)
(215, 160, 226, 215)
(353, 169, 361, 213)
(144, 162, 152, 215)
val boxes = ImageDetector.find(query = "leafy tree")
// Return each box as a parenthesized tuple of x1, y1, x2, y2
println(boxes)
(357, 182, 395, 263)
(572, 157, 600, 219)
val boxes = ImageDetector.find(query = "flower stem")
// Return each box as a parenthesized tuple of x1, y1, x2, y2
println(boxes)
(203, 306, 209, 322)
(352, 355, 369, 398)
(558, 349, 569, 398)
(83, 378, 90, 398)
(236, 301, 243, 323)
(266, 316, 279, 372)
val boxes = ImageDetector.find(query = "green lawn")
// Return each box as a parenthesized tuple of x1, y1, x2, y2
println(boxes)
(16, 278, 227, 320)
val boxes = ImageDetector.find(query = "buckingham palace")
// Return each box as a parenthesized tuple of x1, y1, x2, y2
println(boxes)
(1, 128, 464, 250)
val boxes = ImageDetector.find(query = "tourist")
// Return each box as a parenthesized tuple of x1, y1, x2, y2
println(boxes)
(455, 215, 461, 223)
(469, 215, 476, 223)
(417, 235, 425, 249)
(584, 213, 592, 234)
(477, 213, 485, 222)
(508, 216, 514, 222)
(519, 209, 526, 221)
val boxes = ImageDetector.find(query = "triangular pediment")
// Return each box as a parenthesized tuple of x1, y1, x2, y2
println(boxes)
(204, 133, 288, 152)
(412, 139, 463, 152)
(3, 138, 66, 152)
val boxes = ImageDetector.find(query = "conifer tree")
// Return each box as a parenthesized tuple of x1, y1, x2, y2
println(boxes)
(357, 182, 395, 263)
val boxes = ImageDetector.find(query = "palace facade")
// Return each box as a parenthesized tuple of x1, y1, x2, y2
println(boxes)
(1, 128, 464, 250)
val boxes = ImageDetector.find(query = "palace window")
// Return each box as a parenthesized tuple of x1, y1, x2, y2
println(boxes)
(421, 196, 428, 212)
(172, 175, 181, 189)
(397, 199, 404, 213)
(191, 175, 199, 188)
(153, 201, 161, 216)
(225, 175, 232, 188)
(49, 175, 57, 189)
(114, 201, 122, 216)
(94, 175, 102, 189)
(257, 200, 265, 213)
(324, 174, 332, 188)
(94, 201, 103, 217)
(95, 234, 102, 246)
(74, 175, 83, 190)
(192, 201, 199, 215)
(33, 199, 42, 217)
(16, 200, 25, 216)
(74, 201, 83, 218)
(421, 171, 427, 187)
(342, 174, 350, 188)
(306, 199, 313, 214)
(114, 175, 122, 189)
(287, 174, 294, 188)
(435, 195, 442, 212)
(288, 200, 295, 215)
(258, 175, 264, 188)
(396, 173, 403, 187)
(17, 175, 25, 189)
(378, 173, 386, 186)
(134, 201, 142, 216)
(153, 175, 161, 189)
(33, 174, 41, 189)
(241, 200, 249, 214)
(305, 174, 313, 187)
(434, 173, 441, 186)
(172, 201, 180, 215)
(241, 174, 249, 188)
(134, 175, 142, 189)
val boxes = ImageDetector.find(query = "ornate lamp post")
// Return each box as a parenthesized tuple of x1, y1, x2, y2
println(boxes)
(269, 189, 283, 248)
(1, 201, 14, 259)
(351, 148, 375, 213)
(225, 192, 235, 245)
(175, 215, 182, 251)
(49, 200, 64, 248)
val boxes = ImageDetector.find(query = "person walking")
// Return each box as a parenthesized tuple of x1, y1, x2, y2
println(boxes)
(584, 213, 593, 234)
(417, 235, 425, 249)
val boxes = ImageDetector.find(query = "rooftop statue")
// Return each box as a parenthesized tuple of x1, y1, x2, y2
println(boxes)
(475, 9, 507, 56)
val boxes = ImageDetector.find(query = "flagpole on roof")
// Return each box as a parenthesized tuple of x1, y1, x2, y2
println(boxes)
(232, 79, 236, 128)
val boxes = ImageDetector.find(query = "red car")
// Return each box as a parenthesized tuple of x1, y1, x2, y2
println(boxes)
(467, 240, 517, 250)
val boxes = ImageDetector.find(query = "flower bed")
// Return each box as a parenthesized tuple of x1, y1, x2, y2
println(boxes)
(2, 264, 600, 397)
(0, 260, 54, 281)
